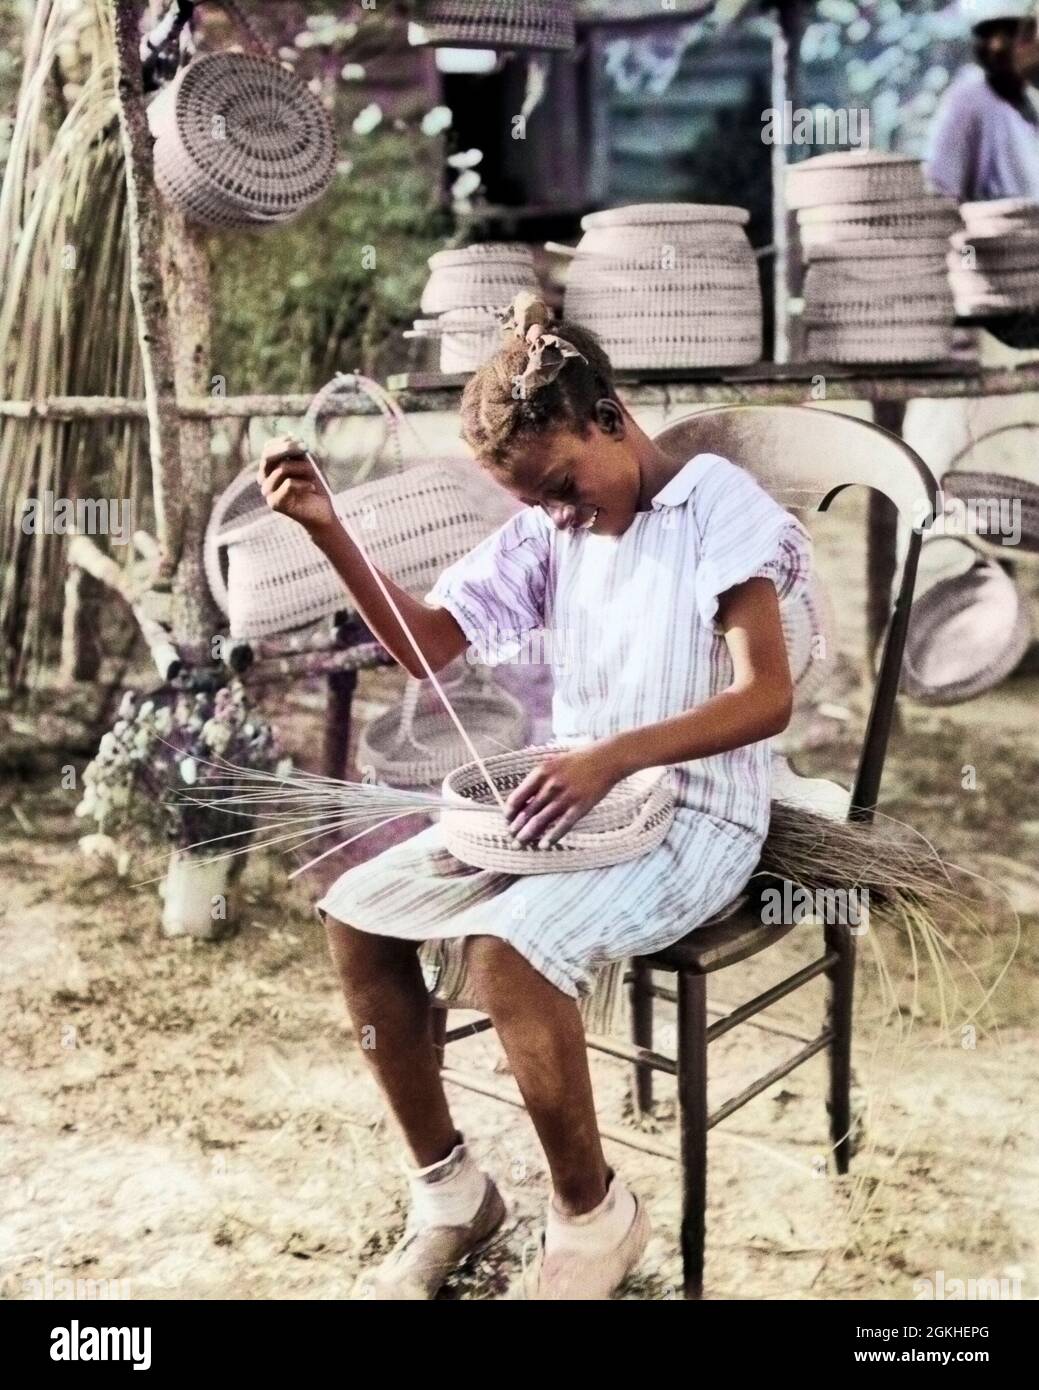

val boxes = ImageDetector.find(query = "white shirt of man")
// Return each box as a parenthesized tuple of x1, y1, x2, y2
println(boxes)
(926, 62, 1039, 201)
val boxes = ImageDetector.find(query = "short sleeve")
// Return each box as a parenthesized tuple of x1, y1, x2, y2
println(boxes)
(692, 455, 813, 633)
(425, 506, 549, 665)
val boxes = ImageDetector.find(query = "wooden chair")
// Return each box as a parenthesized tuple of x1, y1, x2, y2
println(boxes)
(433, 404, 940, 1299)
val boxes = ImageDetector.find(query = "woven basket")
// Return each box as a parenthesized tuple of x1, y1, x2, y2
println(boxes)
(408, 0, 576, 51)
(358, 665, 529, 789)
(421, 244, 537, 315)
(805, 325, 954, 364)
(798, 197, 959, 226)
(204, 376, 491, 638)
(148, 53, 336, 230)
(437, 307, 502, 373)
(803, 264, 948, 295)
(941, 470, 1039, 553)
(803, 297, 953, 328)
(807, 236, 950, 263)
(564, 203, 762, 369)
(800, 216, 956, 250)
(901, 545, 1032, 705)
(786, 151, 927, 211)
(439, 746, 676, 874)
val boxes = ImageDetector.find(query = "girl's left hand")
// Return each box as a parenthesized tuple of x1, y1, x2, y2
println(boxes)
(505, 744, 625, 848)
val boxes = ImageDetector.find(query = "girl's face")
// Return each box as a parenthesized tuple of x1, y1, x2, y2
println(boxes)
(489, 406, 641, 538)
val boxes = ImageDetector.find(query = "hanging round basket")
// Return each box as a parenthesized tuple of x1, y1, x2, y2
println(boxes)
(148, 52, 337, 230)
(408, 1, 577, 52)
(439, 746, 676, 874)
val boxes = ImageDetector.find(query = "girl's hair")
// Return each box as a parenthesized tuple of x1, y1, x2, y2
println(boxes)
(459, 298, 619, 470)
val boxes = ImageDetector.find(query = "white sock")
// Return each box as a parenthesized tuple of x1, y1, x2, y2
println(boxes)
(544, 1170, 637, 1256)
(403, 1133, 489, 1229)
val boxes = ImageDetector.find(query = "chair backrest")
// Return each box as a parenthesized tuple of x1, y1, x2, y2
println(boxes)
(653, 404, 941, 823)
(654, 404, 939, 527)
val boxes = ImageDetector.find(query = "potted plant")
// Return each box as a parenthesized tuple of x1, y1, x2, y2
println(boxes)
(76, 680, 288, 939)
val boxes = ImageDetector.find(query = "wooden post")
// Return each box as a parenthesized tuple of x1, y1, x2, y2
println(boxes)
(110, 0, 184, 574)
(58, 568, 103, 684)
(159, 207, 220, 648)
(769, 0, 804, 364)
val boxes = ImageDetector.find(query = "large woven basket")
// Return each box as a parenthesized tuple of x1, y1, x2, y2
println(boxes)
(439, 746, 676, 874)
(408, 0, 576, 51)
(805, 325, 954, 364)
(563, 203, 762, 369)
(358, 665, 529, 789)
(204, 376, 491, 639)
(148, 52, 336, 230)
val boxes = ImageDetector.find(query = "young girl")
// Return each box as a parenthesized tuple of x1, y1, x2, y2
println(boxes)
(258, 293, 812, 1300)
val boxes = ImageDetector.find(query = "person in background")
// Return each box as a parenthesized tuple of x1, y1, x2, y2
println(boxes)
(901, 0, 1039, 650)
(926, 0, 1039, 201)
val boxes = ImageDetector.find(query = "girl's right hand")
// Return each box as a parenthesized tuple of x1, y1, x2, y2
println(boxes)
(258, 436, 337, 536)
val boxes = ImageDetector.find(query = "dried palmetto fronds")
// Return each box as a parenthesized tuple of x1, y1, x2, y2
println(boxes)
(0, 0, 146, 688)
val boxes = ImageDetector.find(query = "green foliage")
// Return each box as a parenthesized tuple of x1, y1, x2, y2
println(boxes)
(211, 127, 450, 391)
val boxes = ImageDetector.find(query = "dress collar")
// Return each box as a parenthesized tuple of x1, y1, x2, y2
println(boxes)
(649, 452, 723, 509)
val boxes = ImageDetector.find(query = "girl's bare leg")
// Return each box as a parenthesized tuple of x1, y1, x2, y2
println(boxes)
(322, 915, 458, 1168)
(463, 935, 610, 1215)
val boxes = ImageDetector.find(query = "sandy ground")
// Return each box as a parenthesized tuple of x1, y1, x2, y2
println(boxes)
(1, 494, 1037, 1302)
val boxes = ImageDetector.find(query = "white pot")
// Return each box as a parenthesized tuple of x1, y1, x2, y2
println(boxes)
(160, 851, 233, 939)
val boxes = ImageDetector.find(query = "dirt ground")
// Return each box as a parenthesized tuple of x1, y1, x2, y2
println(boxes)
(1, 494, 1037, 1302)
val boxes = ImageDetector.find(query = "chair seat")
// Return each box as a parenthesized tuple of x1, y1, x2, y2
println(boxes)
(643, 896, 797, 976)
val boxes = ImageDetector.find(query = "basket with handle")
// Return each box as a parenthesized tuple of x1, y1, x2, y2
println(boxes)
(146, 9, 337, 233)
(439, 746, 676, 874)
(204, 374, 491, 639)
(358, 662, 530, 789)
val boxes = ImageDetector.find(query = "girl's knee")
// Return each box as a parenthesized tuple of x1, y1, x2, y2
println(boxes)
(464, 935, 535, 1014)
(322, 913, 416, 983)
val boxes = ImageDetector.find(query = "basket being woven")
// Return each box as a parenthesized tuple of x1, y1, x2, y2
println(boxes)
(409, 0, 576, 51)
(149, 52, 336, 229)
(440, 746, 676, 874)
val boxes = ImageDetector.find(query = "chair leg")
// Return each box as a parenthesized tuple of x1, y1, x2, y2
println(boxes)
(630, 957, 655, 1117)
(430, 1004, 447, 1070)
(825, 924, 856, 1174)
(676, 970, 708, 1299)
(323, 669, 358, 779)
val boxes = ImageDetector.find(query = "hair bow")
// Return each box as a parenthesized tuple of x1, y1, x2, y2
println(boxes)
(496, 291, 588, 393)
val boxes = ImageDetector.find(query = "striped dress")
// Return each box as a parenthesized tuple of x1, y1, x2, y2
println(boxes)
(316, 452, 813, 1015)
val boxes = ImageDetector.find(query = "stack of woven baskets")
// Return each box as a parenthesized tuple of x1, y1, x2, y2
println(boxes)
(410, 243, 539, 373)
(147, 52, 337, 230)
(408, 0, 576, 52)
(948, 199, 1039, 315)
(562, 204, 763, 369)
(789, 151, 958, 363)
